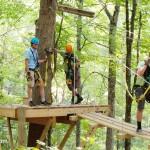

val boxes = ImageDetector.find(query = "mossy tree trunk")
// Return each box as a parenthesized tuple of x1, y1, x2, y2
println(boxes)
(28, 0, 56, 147)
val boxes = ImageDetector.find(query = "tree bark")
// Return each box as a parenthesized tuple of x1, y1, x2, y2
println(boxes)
(125, 0, 137, 149)
(132, 11, 142, 91)
(35, 0, 56, 103)
(28, 0, 56, 147)
(97, 2, 120, 149)
(106, 5, 120, 150)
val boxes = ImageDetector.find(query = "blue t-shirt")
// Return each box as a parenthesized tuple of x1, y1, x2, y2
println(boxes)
(24, 48, 38, 69)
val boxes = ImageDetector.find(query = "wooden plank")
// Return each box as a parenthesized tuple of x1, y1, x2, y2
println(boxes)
(17, 107, 26, 146)
(78, 112, 150, 140)
(57, 4, 95, 18)
(0, 108, 16, 118)
(7, 118, 14, 150)
(58, 123, 76, 150)
(25, 105, 109, 118)
(0, 143, 1, 150)
(0, 104, 110, 118)
(88, 112, 150, 136)
(148, 145, 150, 150)
(36, 118, 53, 149)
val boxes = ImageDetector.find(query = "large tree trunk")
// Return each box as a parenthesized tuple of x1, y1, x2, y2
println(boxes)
(106, 5, 120, 150)
(125, 0, 137, 149)
(76, 0, 83, 147)
(98, 2, 120, 150)
(132, 11, 142, 91)
(28, 0, 56, 147)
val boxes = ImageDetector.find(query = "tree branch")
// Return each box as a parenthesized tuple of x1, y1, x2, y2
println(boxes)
(98, 0, 112, 21)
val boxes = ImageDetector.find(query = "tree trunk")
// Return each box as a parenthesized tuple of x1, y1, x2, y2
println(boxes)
(132, 11, 142, 91)
(136, 11, 142, 65)
(76, 0, 83, 147)
(125, 0, 137, 149)
(105, 5, 120, 150)
(28, 0, 56, 147)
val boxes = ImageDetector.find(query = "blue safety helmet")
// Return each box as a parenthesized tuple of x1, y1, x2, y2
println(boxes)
(31, 37, 40, 45)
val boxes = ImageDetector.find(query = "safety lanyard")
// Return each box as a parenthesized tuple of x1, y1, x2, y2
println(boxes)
(30, 48, 39, 68)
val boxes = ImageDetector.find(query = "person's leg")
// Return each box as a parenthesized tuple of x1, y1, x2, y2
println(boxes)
(71, 88, 77, 104)
(38, 78, 50, 105)
(136, 99, 145, 132)
(135, 87, 145, 132)
(74, 79, 83, 104)
(136, 109, 143, 131)
(39, 79, 45, 102)
(27, 86, 32, 101)
(27, 71, 35, 106)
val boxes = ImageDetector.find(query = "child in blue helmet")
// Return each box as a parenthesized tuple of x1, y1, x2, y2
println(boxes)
(24, 37, 50, 106)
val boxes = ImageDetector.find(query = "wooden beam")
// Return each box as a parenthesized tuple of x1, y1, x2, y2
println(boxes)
(56, 116, 77, 124)
(116, 133, 134, 140)
(57, 4, 95, 18)
(0, 104, 110, 118)
(81, 123, 101, 148)
(58, 123, 76, 150)
(89, 122, 104, 128)
(69, 115, 78, 122)
(17, 107, 26, 146)
(7, 118, 14, 150)
(36, 118, 54, 149)
(25, 105, 109, 118)
(0, 108, 16, 118)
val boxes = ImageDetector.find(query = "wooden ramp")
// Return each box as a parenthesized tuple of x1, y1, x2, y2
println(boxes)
(78, 112, 150, 140)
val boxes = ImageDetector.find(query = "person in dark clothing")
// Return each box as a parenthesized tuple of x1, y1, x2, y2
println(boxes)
(60, 44, 83, 104)
(135, 58, 150, 132)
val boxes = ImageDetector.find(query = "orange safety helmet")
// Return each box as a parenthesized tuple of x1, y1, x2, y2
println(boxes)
(66, 43, 73, 53)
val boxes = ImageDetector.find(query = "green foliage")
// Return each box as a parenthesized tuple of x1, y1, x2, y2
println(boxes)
(0, 0, 150, 149)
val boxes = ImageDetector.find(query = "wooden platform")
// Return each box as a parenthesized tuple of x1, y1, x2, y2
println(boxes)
(0, 104, 110, 149)
(0, 104, 110, 119)
(78, 112, 150, 140)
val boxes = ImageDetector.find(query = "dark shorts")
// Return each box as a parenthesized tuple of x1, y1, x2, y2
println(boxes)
(134, 87, 145, 111)
(66, 77, 80, 91)
(66, 70, 80, 91)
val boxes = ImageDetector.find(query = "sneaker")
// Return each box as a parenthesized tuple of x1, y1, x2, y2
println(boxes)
(40, 101, 51, 105)
(29, 101, 36, 107)
(136, 128, 142, 133)
(75, 96, 83, 104)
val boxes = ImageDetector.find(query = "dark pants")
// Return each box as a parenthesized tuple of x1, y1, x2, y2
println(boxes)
(66, 69, 80, 91)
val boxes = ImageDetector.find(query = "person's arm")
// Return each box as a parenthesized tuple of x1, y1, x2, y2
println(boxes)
(25, 59, 29, 73)
(136, 59, 150, 76)
(38, 57, 47, 64)
(24, 50, 30, 73)
(137, 65, 147, 76)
